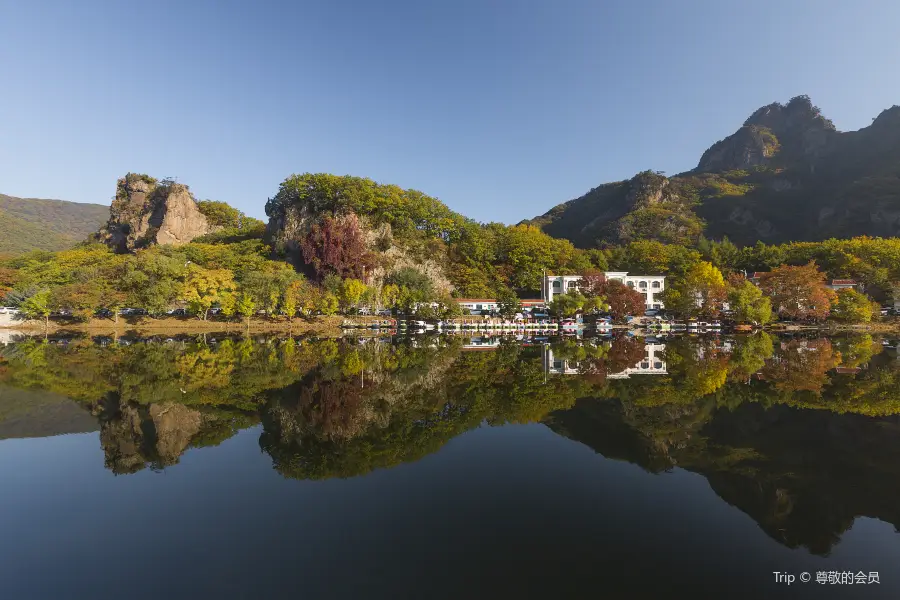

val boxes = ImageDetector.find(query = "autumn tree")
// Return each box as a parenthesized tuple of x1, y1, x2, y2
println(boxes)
(181, 265, 236, 320)
(830, 289, 878, 323)
(0, 266, 18, 301)
(281, 279, 308, 321)
(726, 274, 773, 325)
(340, 279, 368, 313)
(763, 338, 841, 394)
(300, 213, 371, 282)
(317, 292, 339, 316)
(236, 293, 256, 326)
(601, 279, 645, 320)
(662, 261, 727, 318)
(49, 283, 102, 321)
(758, 262, 835, 320)
(577, 269, 607, 297)
(380, 283, 400, 311)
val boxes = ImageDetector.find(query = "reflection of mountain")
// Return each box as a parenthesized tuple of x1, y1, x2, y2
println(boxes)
(549, 397, 900, 556)
(0, 385, 98, 440)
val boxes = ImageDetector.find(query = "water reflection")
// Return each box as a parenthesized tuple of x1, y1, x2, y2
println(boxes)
(2, 332, 900, 555)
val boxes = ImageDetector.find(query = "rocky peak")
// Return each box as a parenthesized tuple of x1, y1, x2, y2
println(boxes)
(870, 105, 900, 130)
(98, 173, 217, 253)
(696, 95, 836, 173)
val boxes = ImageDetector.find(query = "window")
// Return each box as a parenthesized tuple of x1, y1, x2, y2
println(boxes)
(652, 281, 661, 289)
(641, 362, 649, 369)
(639, 281, 647, 289)
(653, 304, 661, 310)
(552, 281, 561, 290)
(553, 361, 563, 369)
(476, 304, 483, 310)
(567, 281, 577, 290)
(654, 362, 663, 369)
(627, 281, 635, 288)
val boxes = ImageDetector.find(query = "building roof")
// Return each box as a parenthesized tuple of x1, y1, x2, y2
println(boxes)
(454, 298, 497, 303)
(830, 279, 858, 285)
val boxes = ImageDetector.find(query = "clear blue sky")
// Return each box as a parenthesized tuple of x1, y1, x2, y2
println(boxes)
(2, 0, 899, 223)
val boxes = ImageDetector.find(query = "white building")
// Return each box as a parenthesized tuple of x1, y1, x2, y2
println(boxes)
(455, 299, 500, 314)
(543, 343, 667, 377)
(542, 272, 666, 310)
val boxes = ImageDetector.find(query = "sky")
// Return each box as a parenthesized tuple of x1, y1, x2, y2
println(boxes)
(2, 0, 899, 224)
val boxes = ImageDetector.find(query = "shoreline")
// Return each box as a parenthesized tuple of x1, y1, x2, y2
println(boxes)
(3, 315, 899, 336)
(0, 315, 346, 336)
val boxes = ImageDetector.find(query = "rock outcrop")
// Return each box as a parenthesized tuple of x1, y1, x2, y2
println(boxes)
(266, 185, 454, 294)
(98, 173, 217, 252)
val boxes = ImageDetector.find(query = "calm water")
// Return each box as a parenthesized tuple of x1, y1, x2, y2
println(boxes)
(1, 332, 899, 599)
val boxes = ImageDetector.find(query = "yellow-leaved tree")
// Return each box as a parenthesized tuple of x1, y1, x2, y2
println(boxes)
(181, 265, 236, 320)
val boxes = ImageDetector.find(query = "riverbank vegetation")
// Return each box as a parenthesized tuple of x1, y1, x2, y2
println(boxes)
(1, 173, 899, 329)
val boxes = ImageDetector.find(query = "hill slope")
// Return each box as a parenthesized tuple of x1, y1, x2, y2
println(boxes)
(529, 96, 900, 247)
(0, 194, 109, 254)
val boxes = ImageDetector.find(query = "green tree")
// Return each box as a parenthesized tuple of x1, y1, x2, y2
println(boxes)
(317, 292, 339, 316)
(830, 289, 877, 323)
(496, 287, 521, 319)
(20, 289, 52, 329)
(236, 293, 256, 326)
(726, 275, 773, 325)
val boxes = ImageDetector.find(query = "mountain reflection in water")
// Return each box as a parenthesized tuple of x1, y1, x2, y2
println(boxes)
(1, 332, 900, 559)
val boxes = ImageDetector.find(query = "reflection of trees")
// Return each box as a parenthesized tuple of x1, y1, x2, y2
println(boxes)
(762, 338, 841, 394)
(5, 333, 900, 484)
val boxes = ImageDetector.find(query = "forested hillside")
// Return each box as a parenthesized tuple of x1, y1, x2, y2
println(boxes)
(529, 96, 900, 247)
(0, 194, 108, 253)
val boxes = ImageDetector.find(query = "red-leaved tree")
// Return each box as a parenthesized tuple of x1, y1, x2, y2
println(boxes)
(300, 213, 371, 282)
(602, 279, 646, 320)
(578, 269, 607, 297)
(758, 262, 835, 321)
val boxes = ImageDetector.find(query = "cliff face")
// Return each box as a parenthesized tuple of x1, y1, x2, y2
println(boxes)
(529, 96, 900, 246)
(98, 174, 217, 252)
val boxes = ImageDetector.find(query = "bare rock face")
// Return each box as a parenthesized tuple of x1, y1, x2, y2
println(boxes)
(98, 173, 217, 252)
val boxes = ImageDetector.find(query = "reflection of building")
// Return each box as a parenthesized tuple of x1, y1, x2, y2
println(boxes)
(462, 337, 503, 350)
(543, 273, 666, 310)
(543, 343, 667, 377)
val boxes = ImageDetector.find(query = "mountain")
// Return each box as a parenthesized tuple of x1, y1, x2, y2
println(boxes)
(0, 194, 109, 254)
(528, 96, 900, 247)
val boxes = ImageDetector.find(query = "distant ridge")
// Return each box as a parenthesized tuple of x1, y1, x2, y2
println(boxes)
(527, 96, 900, 247)
(0, 194, 109, 254)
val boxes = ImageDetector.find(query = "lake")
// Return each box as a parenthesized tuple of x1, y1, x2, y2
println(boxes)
(1, 332, 899, 599)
